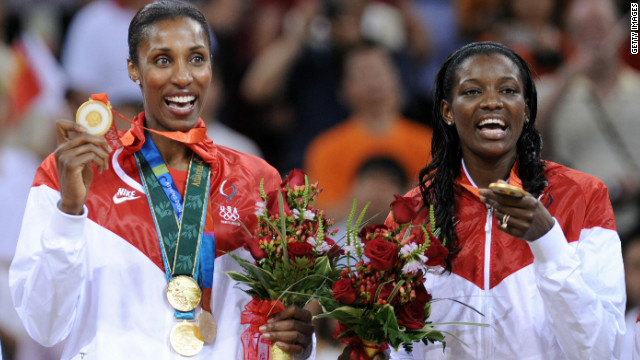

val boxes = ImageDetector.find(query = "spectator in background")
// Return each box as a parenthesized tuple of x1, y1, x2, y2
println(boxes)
(304, 44, 431, 219)
(61, 0, 151, 126)
(240, 0, 431, 172)
(622, 233, 640, 360)
(0, 4, 67, 359)
(454, 0, 502, 40)
(202, 67, 263, 157)
(479, 0, 566, 76)
(536, 0, 640, 239)
(409, 0, 466, 124)
(333, 156, 410, 239)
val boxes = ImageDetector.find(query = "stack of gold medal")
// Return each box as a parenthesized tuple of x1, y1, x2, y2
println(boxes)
(166, 275, 217, 356)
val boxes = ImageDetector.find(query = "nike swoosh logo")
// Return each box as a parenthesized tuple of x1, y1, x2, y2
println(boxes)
(113, 194, 142, 204)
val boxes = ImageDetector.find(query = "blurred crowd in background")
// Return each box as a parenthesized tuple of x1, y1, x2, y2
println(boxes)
(0, 0, 639, 359)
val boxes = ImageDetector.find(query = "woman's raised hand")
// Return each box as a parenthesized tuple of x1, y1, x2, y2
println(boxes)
(55, 119, 112, 215)
(479, 186, 555, 241)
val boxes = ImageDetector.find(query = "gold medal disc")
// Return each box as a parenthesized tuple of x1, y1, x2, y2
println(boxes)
(170, 321, 204, 357)
(488, 182, 527, 198)
(198, 310, 217, 344)
(166, 275, 202, 312)
(76, 99, 113, 136)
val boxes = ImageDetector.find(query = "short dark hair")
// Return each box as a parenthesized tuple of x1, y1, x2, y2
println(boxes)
(356, 156, 408, 190)
(128, 0, 212, 65)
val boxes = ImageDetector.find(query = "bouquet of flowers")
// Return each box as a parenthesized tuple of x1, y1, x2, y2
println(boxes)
(225, 169, 341, 359)
(316, 195, 453, 359)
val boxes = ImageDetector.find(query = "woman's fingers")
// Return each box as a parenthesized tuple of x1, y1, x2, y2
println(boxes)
(55, 121, 113, 215)
(479, 188, 553, 240)
(57, 140, 111, 173)
(56, 119, 87, 144)
(259, 306, 314, 354)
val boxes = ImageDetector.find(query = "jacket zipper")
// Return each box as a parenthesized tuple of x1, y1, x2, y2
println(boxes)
(483, 205, 493, 358)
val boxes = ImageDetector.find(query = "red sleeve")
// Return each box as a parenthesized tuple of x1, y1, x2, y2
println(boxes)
(31, 153, 59, 190)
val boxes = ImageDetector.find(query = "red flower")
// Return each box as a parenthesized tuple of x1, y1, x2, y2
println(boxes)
(287, 241, 313, 259)
(364, 238, 398, 271)
(373, 282, 397, 304)
(409, 226, 425, 246)
(332, 278, 357, 305)
(324, 237, 342, 259)
(396, 298, 426, 329)
(390, 194, 420, 224)
(413, 284, 432, 306)
(266, 189, 291, 216)
(332, 322, 350, 339)
(246, 236, 267, 260)
(282, 169, 306, 189)
(424, 235, 449, 266)
(358, 224, 390, 243)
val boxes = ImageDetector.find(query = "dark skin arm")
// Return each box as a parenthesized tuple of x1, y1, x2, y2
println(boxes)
(55, 119, 112, 215)
(260, 305, 315, 355)
(478, 183, 554, 241)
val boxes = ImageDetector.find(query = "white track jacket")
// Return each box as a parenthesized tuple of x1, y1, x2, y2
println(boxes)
(9, 115, 314, 359)
(392, 161, 626, 360)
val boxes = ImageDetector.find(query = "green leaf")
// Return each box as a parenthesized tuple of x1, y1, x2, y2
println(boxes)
(387, 279, 405, 304)
(223, 271, 255, 284)
(313, 256, 331, 276)
(228, 253, 276, 288)
(315, 306, 365, 323)
(278, 191, 289, 263)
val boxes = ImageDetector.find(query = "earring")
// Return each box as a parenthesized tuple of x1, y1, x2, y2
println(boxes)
(447, 121, 453, 126)
(135, 79, 141, 85)
(525, 117, 530, 123)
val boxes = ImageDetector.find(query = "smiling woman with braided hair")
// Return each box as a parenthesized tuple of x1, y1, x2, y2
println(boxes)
(388, 41, 625, 359)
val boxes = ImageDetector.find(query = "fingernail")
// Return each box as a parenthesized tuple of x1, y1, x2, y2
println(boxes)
(259, 325, 267, 332)
(261, 333, 271, 340)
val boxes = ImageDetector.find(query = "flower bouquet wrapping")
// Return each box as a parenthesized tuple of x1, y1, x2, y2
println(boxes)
(316, 195, 477, 359)
(225, 169, 341, 359)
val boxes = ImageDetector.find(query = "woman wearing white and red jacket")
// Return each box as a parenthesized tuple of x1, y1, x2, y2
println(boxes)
(9, 2, 314, 359)
(390, 42, 626, 359)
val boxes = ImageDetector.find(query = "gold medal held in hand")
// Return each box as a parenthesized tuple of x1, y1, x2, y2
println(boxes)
(489, 182, 527, 198)
(76, 99, 114, 136)
(166, 275, 202, 312)
(170, 321, 204, 357)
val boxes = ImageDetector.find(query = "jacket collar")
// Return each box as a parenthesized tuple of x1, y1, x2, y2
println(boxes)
(120, 111, 218, 165)
(457, 158, 523, 199)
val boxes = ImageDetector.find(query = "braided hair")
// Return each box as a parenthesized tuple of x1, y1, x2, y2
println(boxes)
(419, 42, 547, 271)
